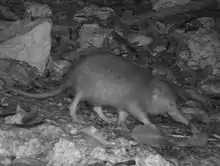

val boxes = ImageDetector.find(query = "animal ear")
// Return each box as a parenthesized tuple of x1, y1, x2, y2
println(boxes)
(152, 86, 163, 100)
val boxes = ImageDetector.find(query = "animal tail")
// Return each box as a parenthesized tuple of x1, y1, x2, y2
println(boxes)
(6, 86, 65, 99)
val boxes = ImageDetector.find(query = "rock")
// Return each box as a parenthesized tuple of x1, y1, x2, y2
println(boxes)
(24, 1, 52, 18)
(0, 58, 37, 86)
(179, 28, 220, 76)
(47, 59, 71, 81)
(77, 23, 112, 49)
(0, 5, 20, 20)
(0, 122, 175, 166)
(128, 34, 153, 47)
(151, 0, 191, 11)
(74, 5, 114, 22)
(0, 18, 52, 73)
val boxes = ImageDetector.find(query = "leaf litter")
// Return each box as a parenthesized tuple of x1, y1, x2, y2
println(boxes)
(0, 0, 220, 165)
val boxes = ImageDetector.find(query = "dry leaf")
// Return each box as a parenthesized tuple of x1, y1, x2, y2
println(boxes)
(4, 104, 26, 125)
(169, 132, 208, 147)
(131, 125, 165, 147)
(12, 157, 46, 166)
(187, 132, 208, 146)
(80, 126, 113, 148)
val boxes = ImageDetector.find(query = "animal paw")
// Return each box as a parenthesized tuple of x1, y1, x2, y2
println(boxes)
(71, 115, 86, 124)
(93, 106, 115, 124)
(116, 122, 129, 132)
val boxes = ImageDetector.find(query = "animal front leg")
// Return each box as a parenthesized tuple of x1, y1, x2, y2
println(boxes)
(69, 92, 83, 123)
(168, 110, 201, 134)
(116, 110, 129, 131)
(93, 106, 115, 123)
(117, 110, 129, 125)
(127, 102, 157, 129)
(167, 110, 189, 126)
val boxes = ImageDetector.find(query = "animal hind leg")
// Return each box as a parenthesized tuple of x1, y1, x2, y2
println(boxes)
(93, 106, 115, 123)
(116, 110, 129, 131)
(117, 110, 129, 125)
(69, 91, 83, 123)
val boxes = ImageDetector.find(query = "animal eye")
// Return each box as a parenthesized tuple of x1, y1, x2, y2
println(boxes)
(169, 101, 175, 107)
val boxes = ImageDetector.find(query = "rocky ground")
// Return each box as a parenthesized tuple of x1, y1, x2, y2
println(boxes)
(0, 0, 220, 165)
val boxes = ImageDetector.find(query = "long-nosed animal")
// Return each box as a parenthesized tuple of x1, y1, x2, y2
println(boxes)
(5, 53, 190, 128)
